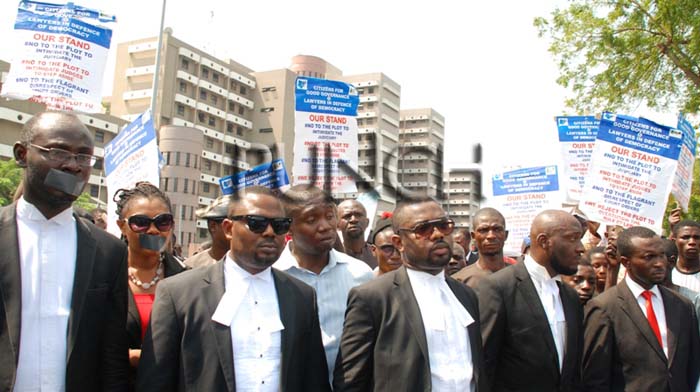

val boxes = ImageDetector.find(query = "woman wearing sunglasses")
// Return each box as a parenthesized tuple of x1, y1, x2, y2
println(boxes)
(113, 182, 188, 390)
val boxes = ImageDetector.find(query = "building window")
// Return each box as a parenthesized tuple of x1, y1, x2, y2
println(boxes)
(201, 67, 209, 79)
(177, 104, 185, 116)
(94, 130, 104, 143)
(212, 72, 219, 83)
(237, 126, 243, 136)
(227, 122, 233, 133)
(206, 138, 214, 148)
(183, 178, 189, 193)
(173, 177, 179, 192)
(181, 205, 186, 220)
(238, 106, 245, 115)
(90, 185, 99, 197)
(189, 207, 194, 221)
(203, 183, 210, 193)
(165, 152, 171, 165)
(198, 112, 205, 123)
(192, 181, 197, 195)
(205, 160, 212, 171)
(199, 89, 207, 100)
(211, 94, 218, 105)
(225, 144, 234, 154)
(208, 116, 216, 127)
(94, 159, 103, 170)
(185, 153, 191, 168)
(259, 128, 273, 133)
(175, 151, 181, 166)
(240, 86, 247, 95)
(228, 102, 235, 111)
(179, 81, 187, 93)
(181, 58, 189, 70)
(368, 87, 375, 94)
(260, 107, 274, 113)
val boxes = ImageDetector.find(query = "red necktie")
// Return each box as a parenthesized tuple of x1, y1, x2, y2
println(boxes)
(641, 290, 663, 348)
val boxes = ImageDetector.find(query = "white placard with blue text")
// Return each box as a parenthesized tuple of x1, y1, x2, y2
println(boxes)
(490, 165, 562, 255)
(293, 76, 359, 193)
(1, 1, 116, 112)
(671, 114, 698, 212)
(104, 111, 160, 236)
(579, 113, 683, 232)
(556, 116, 599, 203)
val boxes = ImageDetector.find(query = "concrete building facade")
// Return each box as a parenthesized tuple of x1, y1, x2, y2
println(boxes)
(442, 167, 481, 228)
(399, 108, 445, 199)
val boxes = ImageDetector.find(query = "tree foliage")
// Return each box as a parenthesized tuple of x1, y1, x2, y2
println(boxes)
(663, 157, 700, 233)
(73, 192, 98, 211)
(535, 0, 700, 114)
(0, 160, 22, 207)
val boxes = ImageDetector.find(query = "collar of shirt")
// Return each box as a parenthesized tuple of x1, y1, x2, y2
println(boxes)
(406, 268, 474, 329)
(17, 197, 75, 226)
(524, 254, 561, 287)
(211, 253, 275, 326)
(625, 274, 661, 299)
(274, 241, 347, 274)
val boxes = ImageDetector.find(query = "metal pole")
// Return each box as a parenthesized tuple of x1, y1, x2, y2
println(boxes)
(150, 0, 167, 119)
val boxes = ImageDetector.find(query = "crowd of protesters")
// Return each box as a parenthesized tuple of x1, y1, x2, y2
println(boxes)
(1, 110, 700, 391)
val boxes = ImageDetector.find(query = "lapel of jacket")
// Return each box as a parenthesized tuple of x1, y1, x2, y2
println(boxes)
(513, 262, 560, 372)
(204, 261, 236, 392)
(394, 267, 429, 362)
(558, 281, 578, 371)
(617, 280, 667, 363)
(445, 277, 481, 386)
(660, 286, 679, 367)
(66, 216, 96, 363)
(0, 204, 21, 366)
(273, 269, 295, 388)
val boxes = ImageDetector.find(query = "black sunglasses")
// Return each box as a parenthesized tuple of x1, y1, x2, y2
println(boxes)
(378, 244, 399, 257)
(399, 218, 455, 238)
(127, 213, 174, 233)
(230, 215, 292, 235)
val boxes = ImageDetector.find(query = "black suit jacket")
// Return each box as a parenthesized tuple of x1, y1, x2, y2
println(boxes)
(582, 279, 700, 391)
(478, 261, 583, 392)
(136, 261, 330, 392)
(0, 203, 129, 392)
(333, 266, 486, 391)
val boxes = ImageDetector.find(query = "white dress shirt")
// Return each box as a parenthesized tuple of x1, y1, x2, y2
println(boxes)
(625, 275, 668, 357)
(14, 198, 77, 392)
(274, 244, 373, 378)
(524, 255, 567, 371)
(406, 268, 475, 392)
(211, 254, 283, 392)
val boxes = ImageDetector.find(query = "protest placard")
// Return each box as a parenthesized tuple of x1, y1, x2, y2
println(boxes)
(580, 113, 683, 232)
(671, 114, 697, 211)
(104, 111, 160, 236)
(1, 1, 116, 112)
(490, 165, 562, 255)
(218, 159, 290, 195)
(293, 76, 359, 193)
(556, 116, 599, 203)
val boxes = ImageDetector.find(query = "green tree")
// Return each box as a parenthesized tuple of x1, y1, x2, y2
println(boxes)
(535, 0, 700, 114)
(663, 157, 700, 234)
(73, 192, 97, 211)
(0, 160, 22, 207)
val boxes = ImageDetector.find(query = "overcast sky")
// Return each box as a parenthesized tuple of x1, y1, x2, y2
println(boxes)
(0, 0, 681, 180)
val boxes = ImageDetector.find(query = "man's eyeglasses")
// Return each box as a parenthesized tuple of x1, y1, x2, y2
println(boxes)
(230, 215, 292, 235)
(399, 218, 455, 238)
(127, 213, 175, 233)
(29, 143, 98, 168)
(378, 244, 399, 257)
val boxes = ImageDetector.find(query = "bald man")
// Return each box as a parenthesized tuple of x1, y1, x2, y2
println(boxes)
(478, 210, 584, 391)
(337, 199, 377, 269)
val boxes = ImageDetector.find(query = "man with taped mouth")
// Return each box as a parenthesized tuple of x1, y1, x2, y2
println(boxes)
(137, 186, 330, 391)
(0, 111, 129, 391)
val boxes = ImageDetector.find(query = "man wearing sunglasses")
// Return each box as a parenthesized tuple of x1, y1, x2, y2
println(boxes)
(137, 186, 330, 391)
(369, 212, 402, 277)
(274, 185, 373, 382)
(334, 197, 485, 391)
(184, 195, 231, 269)
(478, 209, 584, 392)
(0, 111, 129, 391)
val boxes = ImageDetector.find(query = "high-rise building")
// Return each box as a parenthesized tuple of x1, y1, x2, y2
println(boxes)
(0, 60, 127, 207)
(442, 167, 481, 228)
(399, 108, 445, 198)
(110, 31, 262, 253)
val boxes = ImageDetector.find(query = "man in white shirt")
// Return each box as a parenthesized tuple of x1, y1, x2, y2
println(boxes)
(478, 209, 584, 392)
(137, 186, 330, 391)
(583, 226, 700, 391)
(334, 196, 485, 391)
(274, 185, 373, 379)
(0, 111, 130, 391)
(671, 220, 700, 298)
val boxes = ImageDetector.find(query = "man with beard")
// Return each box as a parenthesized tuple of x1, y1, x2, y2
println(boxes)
(137, 186, 330, 391)
(453, 208, 510, 288)
(338, 199, 377, 269)
(670, 220, 700, 299)
(0, 112, 129, 391)
(334, 197, 485, 391)
(184, 195, 231, 268)
(479, 210, 584, 391)
(274, 185, 373, 381)
(582, 226, 700, 391)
